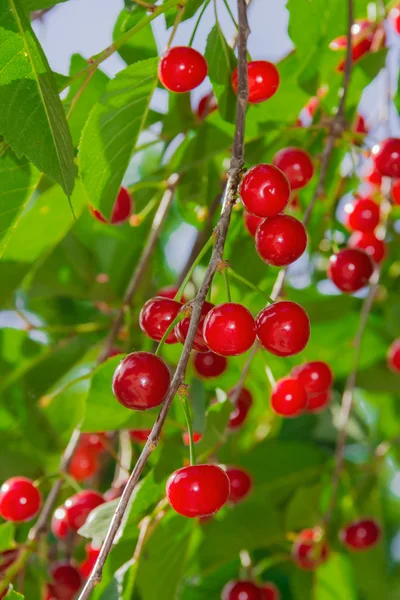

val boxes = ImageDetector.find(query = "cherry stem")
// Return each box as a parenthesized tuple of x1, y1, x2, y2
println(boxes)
(221, 0, 238, 29)
(166, 3, 187, 50)
(188, 0, 211, 47)
(252, 553, 291, 577)
(228, 268, 274, 303)
(130, 193, 161, 225)
(223, 268, 232, 302)
(154, 312, 185, 357)
(265, 365, 276, 388)
(174, 236, 214, 302)
(180, 395, 196, 466)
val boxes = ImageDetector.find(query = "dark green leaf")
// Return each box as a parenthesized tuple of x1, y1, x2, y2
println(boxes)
(0, 0, 75, 194)
(205, 23, 237, 123)
(113, 7, 157, 65)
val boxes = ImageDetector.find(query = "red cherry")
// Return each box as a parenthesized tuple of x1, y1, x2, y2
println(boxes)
(107, 347, 123, 359)
(68, 445, 99, 482)
(391, 179, 400, 205)
(166, 464, 230, 518)
(183, 432, 203, 445)
(139, 296, 182, 344)
(226, 467, 253, 503)
(355, 114, 368, 134)
(51, 506, 70, 540)
(197, 92, 218, 119)
(112, 352, 171, 410)
(339, 518, 381, 551)
(103, 481, 127, 502)
(388, 339, 400, 373)
(271, 377, 307, 417)
(228, 387, 253, 429)
(260, 584, 280, 600)
(175, 301, 214, 353)
(221, 580, 262, 600)
(0, 477, 41, 522)
(255, 214, 307, 267)
(193, 351, 228, 378)
(90, 187, 132, 225)
(363, 164, 382, 188)
(256, 301, 310, 357)
(239, 164, 290, 218)
(348, 231, 386, 264)
(260, 583, 280, 600)
(232, 60, 280, 104)
(291, 361, 333, 394)
(390, 6, 400, 34)
(158, 46, 207, 93)
(80, 433, 107, 453)
(79, 544, 101, 578)
(157, 286, 188, 303)
(292, 528, 329, 570)
(243, 210, 264, 237)
(372, 138, 400, 178)
(65, 490, 104, 532)
(273, 147, 314, 190)
(48, 562, 82, 600)
(203, 303, 256, 356)
(306, 389, 332, 413)
(344, 197, 380, 232)
(129, 429, 152, 443)
(328, 248, 374, 293)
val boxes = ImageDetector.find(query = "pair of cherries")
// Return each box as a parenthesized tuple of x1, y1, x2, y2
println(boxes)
(113, 300, 311, 411)
(271, 360, 333, 418)
(330, 19, 385, 72)
(68, 432, 108, 482)
(344, 196, 386, 265)
(222, 580, 279, 600)
(158, 46, 280, 105)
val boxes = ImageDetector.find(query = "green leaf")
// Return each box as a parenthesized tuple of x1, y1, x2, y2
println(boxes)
(113, 7, 157, 65)
(0, 522, 15, 552)
(0, 0, 75, 194)
(65, 54, 109, 147)
(196, 392, 232, 461)
(162, 93, 197, 138)
(0, 181, 87, 305)
(22, 0, 67, 9)
(79, 58, 158, 219)
(316, 553, 357, 600)
(205, 23, 237, 123)
(5, 591, 24, 599)
(136, 511, 195, 600)
(0, 150, 40, 253)
(285, 483, 323, 531)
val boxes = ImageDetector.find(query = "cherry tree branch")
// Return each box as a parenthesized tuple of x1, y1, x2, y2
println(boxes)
(78, 2, 250, 596)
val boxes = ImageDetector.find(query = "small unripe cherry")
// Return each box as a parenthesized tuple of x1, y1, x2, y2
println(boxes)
(339, 518, 381, 551)
(0, 477, 41, 522)
(239, 164, 290, 218)
(166, 464, 230, 518)
(51, 506, 70, 540)
(175, 301, 214, 353)
(183, 432, 202, 445)
(388, 339, 400, 373)
(260, 583, 280, 600)
(372, 137, 400, 178)
(158, 46, 207, 93)
(139, 296, 182, 344)
(112, 352, 171, 410)
(348, 231, 386, 264)
(292, 528, 329, 570)
(344, 197, 380, 232)
(90, 187, 132, 225)
(228, 387, 253, 429)
(226, 467, 253, 503)
(243, 211, 264, 237)
(129, 429, 152, 443)
(65, 490, 105, 532)
(222, 580, 262, 600)
(68, 445, 99, 482)
(306, 389, 332, 413)
(255, 214, 307, 266)
(391, 179, 400, 205)
(203, 303, 256, 356)
(256, 301, 310, 357)
(273, 147, 314, 190)
(271, 377, 308, 417)
(328, 248, 374, 293)
(232, 60, 280, 104)
(291, 361, 333, 394)
(193, 351, 228, 378)
(48, 562, 82, 600)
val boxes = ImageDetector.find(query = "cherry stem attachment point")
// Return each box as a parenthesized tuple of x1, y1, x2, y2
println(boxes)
(154, 312, 185, 357)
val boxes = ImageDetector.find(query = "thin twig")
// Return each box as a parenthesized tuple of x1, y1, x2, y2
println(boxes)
(78, 2, 250, 596)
